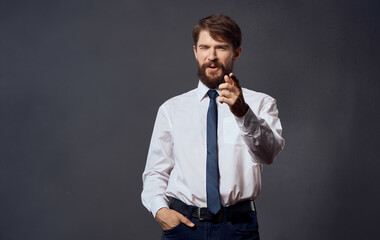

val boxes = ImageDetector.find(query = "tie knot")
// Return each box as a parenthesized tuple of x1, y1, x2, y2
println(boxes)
(207, 90, 218, 100)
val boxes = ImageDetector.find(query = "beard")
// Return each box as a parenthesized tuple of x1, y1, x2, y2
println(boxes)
(197, 61, 233, 89)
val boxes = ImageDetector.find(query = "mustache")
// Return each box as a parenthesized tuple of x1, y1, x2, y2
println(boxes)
(203, 61, 222, 68)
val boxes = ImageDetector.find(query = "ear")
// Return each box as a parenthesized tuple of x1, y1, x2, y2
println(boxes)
(193, 45, 198, 59)
(233, 46, 242, 61)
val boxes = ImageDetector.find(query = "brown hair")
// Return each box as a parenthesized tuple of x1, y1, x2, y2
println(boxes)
(192, 14, 242, 50)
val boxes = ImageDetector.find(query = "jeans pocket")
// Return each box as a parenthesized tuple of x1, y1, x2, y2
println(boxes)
(229, 212, 260, 238)
(163, 223, 183, 234)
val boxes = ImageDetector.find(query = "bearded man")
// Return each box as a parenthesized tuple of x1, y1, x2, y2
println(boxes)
(142, 14, 285, 240)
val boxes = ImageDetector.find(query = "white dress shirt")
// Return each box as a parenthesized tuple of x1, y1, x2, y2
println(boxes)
(142, 81, 285, 217)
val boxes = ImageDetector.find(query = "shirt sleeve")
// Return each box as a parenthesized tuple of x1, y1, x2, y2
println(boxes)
(235, 98, 285, 164)
(141, 104, 174, 217)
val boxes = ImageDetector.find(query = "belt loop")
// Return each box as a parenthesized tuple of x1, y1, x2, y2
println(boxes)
(253, 200, 257, 214)
(168, 197, 174, 209)
(187, 205, 194, 220)
(222, 207, 227, 222)
(198, 207, 205, 221)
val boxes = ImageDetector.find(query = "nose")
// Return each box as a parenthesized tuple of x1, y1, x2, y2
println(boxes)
(207, 49, 217, 61)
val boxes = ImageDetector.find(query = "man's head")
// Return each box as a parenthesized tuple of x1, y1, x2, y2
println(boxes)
(192, 14, 242, 89)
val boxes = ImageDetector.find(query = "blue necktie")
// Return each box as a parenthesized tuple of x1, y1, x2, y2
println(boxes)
(206, 90, 221, 214)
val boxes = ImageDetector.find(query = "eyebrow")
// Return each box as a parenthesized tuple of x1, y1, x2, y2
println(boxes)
(198, 44, 209, 48)
(216, 44, 230, 49)
(198, 44, 230, 49)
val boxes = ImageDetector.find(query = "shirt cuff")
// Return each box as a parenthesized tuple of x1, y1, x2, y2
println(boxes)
(235, 107, 260, 136)
(150, 197, 169, 218)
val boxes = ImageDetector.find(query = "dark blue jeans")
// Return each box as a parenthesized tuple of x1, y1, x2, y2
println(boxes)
(161, 206, 260, 240)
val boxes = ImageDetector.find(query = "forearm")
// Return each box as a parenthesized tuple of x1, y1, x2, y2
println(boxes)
(236, 104, 285, 165)
(141, 104, 174, 217)
(141, 170, 171, 217)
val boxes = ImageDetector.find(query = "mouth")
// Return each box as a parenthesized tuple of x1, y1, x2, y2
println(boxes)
(206, 63, 220, 72)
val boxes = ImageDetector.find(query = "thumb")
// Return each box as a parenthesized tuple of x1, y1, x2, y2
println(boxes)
(178, 214, 195, 228)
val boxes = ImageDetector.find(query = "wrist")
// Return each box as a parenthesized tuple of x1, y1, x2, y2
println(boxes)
(232, 102, 249, 117)
(155, 207, 169, 220)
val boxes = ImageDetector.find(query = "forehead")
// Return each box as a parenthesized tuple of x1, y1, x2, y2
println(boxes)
(197, 30, 231, 47)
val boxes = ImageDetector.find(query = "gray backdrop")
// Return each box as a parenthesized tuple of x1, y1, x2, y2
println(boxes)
(1, 0, 379, 239)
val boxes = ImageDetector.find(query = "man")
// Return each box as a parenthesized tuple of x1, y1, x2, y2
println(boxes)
(142, 14, 285, 240)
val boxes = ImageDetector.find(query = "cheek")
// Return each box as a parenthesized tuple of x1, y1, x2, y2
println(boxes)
(196, 54, 205, 63)
(220, 53, 234, 64)
(201, 53, 209, 61)
(221, 59, 234, 68)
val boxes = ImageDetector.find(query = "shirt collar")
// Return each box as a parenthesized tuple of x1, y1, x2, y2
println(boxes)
(196, 80, 221, 102)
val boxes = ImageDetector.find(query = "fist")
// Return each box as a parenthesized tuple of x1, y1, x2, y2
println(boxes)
(218, 73, 249, 117)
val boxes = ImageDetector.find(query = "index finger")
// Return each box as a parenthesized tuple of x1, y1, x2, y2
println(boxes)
(178, 214, 195, 228)
(229, 73, 241, 88)
(224, 74, 234, 86)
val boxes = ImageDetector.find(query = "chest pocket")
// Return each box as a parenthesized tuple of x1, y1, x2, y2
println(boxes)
(223, 117, 244, 145)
